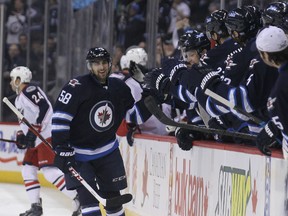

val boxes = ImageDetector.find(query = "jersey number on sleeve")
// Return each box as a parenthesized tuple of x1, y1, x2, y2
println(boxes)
(58, 90, 72, 104)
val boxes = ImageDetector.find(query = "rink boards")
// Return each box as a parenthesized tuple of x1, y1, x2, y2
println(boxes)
(0, 123, 287, 216)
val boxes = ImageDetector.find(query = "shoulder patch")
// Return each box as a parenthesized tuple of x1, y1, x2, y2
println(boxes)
(267, 97, 277, 111)
(249, 58, 259, 69)
(26, 86, 36, 93)
(68, 79, 81, 87)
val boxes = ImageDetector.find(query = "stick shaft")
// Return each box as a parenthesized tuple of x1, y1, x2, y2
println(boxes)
(0, 138, 17, 143)
(205, 89, 263, 125)
(144, 96, 257, 141)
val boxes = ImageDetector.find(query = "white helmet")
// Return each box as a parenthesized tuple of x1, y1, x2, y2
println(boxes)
(120, 54, 130, 70)
(10, 66, 32, 84)
(123, 47, 148, 69)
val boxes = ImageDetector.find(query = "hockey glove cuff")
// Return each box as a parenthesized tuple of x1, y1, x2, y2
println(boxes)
(16, 130, 27, 149)
(175, 127, 197, 151)
(126, 123, 140, 146)
(54, 146, 76, 174)
(256, 121, 280, 156)
(161, 58, 187, 84)
(24, 130, 37, 148)
(143, 68, 171, 95)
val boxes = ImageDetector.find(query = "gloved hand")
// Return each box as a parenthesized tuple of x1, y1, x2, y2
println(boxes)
(54, 146, 76, 174)
(175, 127, 203, 151)
(256, 121, 280, 156)
(208, 116, 228, 130)
(143, 68, 171, 94)
(32, 124, 42, 132)
(208, 115, 238, 143)
(161, 58, 187, 84)
(129, 61, 145, 83)
(141, 88, 167, 104)
(192, 64, 221, 91)
(24, 130, 37, 148)
(126, 123, 139, 146)
(16, 130, 27, 149)
(175, 64, 221, 92)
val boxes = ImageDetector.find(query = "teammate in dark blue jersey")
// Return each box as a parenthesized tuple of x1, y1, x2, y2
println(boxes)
(52, 47, 152, 216)
(220, 6, 262, 86)
(255, 26, 288, 158)
(202, 9, 240, 73)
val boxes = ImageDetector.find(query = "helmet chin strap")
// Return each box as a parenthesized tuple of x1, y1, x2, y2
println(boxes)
(15, 83, 21, 95)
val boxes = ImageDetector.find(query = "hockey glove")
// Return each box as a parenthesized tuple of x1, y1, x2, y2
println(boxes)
(129, 61, 145, 83)
(16, 130, 27, 149)
(192, 64, 221, 91)
(256, 121, 280, 156)
(24, 130, 37, 148)
(143, 68, 171, 95)
(208, 116, 228, 130)
(126, 123, 139, 147)
(175, 127, 203, 151)
(54, 146, 76, 174)
(161, 58, 187, 84)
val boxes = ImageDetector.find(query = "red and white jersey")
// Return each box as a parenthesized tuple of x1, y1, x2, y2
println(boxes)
(15, 84, 53, 146)
(111, 71, 171, 135)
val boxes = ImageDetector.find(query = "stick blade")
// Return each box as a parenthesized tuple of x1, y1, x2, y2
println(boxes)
(105, 193, 133, 208)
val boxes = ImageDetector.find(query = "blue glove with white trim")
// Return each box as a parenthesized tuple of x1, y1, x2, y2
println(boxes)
(161, 58, 187, 84)
(256, 121, 280, 156)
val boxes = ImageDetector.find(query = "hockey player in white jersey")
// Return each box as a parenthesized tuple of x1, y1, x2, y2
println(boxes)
(9, 66, 81, 216)
(111, 47, 171, 141)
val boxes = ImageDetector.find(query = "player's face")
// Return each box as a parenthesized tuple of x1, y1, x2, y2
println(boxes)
(182, 50, 200, 67)
(90, 59, 110, 83)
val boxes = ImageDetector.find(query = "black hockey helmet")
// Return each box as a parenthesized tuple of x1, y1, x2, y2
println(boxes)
(86, 47, 111, 62)
(244, 5, 262, 29)
(262, 1, 288, 32)
(86, 47, 112, 71)
(179, 30, 211, 54)
(225, 6, 260, 44)
(205, 9, 229, 39)
(177, 29, 199, 48)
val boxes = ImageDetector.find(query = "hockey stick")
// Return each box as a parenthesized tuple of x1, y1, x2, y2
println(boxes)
(204, 89, 264, 125)
(2, 97, 132, 208)
(144, 96, 257, 141)
(0, 138, 17, 143)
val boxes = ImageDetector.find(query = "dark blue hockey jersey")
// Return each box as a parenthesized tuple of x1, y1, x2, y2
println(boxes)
(52, 74, 151, 161)
(201, 38, 240, 72)
(199, 54, 279, 134)
(268, 62, 288, 143)
(175, 54, 279, 134)
(221, 37, 258, 86)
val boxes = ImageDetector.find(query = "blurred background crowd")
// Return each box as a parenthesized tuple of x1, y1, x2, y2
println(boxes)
(0, 0, 277, 121)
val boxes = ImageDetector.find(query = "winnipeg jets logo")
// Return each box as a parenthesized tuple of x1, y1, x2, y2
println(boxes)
(98, 107, 111, 125)
(249, 58, 259, 69)
(225, 55, 237, 70)
(200, 53, 209, 63)
(90, 100, 114, 132)
(68, 79, 81, 87)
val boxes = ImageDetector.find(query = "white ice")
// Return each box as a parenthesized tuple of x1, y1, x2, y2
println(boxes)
(0, 183, 75, 216)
